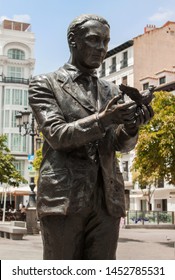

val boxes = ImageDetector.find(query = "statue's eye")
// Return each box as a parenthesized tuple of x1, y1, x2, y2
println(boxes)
(88, 36, 97, 43)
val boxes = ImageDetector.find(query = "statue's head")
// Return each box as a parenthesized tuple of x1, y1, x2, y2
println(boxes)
(67, 14, 110, 70)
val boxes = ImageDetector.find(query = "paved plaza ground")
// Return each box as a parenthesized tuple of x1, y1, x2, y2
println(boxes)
(0, 227, 175, 260)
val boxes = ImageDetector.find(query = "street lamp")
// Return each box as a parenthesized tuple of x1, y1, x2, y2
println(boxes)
(16, 109, 39, 234)
(36, 137, 43, 151)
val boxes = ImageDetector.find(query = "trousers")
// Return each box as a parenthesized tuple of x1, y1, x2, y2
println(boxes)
(40, 169, 121, 260)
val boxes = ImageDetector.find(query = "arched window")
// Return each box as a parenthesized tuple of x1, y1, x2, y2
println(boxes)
(7, 49, 25, 60)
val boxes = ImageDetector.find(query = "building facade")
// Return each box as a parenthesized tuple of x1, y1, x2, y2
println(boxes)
(97, 21, 175, 212)
(0, 19, 35, 185)
(134, 21, 175, 91)
(97, 40, 135, 210)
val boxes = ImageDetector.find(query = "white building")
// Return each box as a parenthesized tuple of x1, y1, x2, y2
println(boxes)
(98, 40, 134, 87)
(0, 19, 35, 186)
(97, 27, 175, 213)
(97, 40, 135, 210)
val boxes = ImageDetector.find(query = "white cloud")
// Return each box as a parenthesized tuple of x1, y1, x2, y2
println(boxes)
(13, 14, 31, 23)
(0, 14, 31, 23)
(0, 16, 8, 23)
(149, 8, 174, 22)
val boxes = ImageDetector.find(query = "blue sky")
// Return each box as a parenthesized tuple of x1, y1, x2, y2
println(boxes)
(0, 0, 175, 75)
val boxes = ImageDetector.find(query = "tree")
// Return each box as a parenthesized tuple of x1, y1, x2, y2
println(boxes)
(0, 135, 27, 185)
(132, 91, 175, 208)
(33, 147, 42, 172)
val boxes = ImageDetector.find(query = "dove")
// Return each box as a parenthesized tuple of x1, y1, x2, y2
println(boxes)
(119, 84, 155, 106)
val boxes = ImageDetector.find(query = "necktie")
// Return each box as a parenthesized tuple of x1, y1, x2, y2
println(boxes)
(80, 74, 97, 108)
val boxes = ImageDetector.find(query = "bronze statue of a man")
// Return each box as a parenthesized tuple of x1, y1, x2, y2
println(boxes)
(29, 14, 154, 259)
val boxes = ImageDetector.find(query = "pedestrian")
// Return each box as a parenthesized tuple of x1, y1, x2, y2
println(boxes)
(20, 205, 26, 221)
(29, 14, 154, 260)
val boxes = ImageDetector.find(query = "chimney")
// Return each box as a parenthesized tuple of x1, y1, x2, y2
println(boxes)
(144, 24, 156, 33)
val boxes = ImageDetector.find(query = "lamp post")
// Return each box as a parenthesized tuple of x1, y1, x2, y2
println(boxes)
(16, 109, 39, 234)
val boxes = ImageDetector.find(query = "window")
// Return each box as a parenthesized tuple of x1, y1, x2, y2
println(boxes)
(143, 82, 149, 90)
(4, 110, 10, 127)
(122, 161, 129, 181)
(4, 89, 11, 104)
(100, 62, 106, 77)
(4, 88, 28, 106)
(11, 110, 18, 127)
(13, 160, 25, 177)
(7, 66, 24, 78)
(110, 57, 116, 73)
(23, 90, 28, 106)
(11, 134, 21, 152)
(157, 177, 164, 188)
(122, 76, 127, 85)
(7, 49, 25, 60)
(120, 51, 128, 69)
(159, 76, 166, 85)
(11, 133, 27, 152)
(12, 89, 23, 105)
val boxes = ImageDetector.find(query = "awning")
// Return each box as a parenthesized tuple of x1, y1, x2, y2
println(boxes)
(130, 194, 143, 198)
(154, 188, 172, 199)
(0, 185, 37, 196)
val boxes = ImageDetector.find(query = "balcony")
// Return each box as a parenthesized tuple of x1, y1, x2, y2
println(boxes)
(0, 76, 29, 85)
(99, 69, 106, 78)
(120, 59, 128, 69)
(109, 64, 116, 74)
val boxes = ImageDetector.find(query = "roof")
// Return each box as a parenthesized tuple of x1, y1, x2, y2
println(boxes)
(134, 21, 175, 40)
(162, 21, 175, 27)
(105, 40, 133, 58)
(155, 81, 175, 92)
(2, 19, 31, 31)
(140, 76, 158, 81)
(155, 69, 175, 75)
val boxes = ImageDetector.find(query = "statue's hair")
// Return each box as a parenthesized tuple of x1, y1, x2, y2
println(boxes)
(67, 14, 110, 46)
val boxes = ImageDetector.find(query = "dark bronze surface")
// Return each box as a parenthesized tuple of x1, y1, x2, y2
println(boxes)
(29, 14, 154, 259)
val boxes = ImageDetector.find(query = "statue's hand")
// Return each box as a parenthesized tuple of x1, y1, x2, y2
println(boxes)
(123, 104, 154, 135)
(98, 95, 136, 128)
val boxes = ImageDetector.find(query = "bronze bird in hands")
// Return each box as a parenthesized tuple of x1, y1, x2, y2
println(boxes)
(119, 84, 155, 106)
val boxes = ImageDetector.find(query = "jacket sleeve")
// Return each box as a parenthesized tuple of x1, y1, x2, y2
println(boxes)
(113, 124, 138, 153)
(28, 74, 105, 151)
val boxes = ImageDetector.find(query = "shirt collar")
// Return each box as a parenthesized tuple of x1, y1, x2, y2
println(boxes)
(64, 63, 97, 81)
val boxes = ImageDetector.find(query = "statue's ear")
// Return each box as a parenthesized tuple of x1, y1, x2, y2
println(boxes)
(68, 32, 76, 48)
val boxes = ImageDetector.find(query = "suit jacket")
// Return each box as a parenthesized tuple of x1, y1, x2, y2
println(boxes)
(29, 63, 138, 218)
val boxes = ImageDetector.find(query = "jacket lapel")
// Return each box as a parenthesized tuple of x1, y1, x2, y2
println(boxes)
(55, 67, 114, 113)
(97, 79, 112, 112)
(63, 79, 96, 112)
(56, 67, 96, 113)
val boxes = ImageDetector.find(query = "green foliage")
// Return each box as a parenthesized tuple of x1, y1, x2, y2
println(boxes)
(0, 135, 27, 185)
(132, 91, 175, 186)
(33, 147, 42, 171)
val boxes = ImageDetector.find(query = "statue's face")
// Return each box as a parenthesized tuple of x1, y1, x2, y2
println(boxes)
(74, 20, 110, 69)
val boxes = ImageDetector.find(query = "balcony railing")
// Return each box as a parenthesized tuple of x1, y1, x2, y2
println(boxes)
(120, 59, 128, 69)
(1, 76, 29, 84)
(99, 70, 106, 78)
(109, 64, 116, 74)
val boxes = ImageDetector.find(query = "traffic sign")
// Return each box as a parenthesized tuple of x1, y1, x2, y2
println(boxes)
(28, 154, 34, 161)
